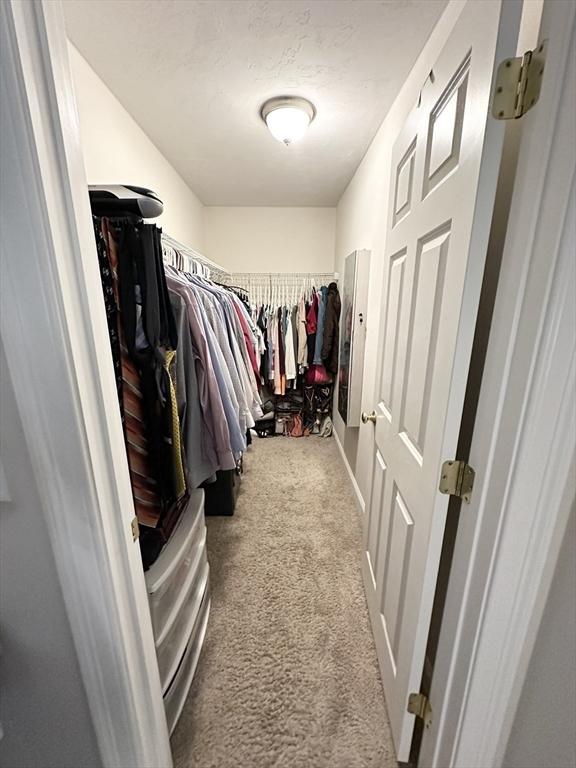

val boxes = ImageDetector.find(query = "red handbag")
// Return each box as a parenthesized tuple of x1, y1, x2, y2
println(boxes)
(305, 364, 332, 386)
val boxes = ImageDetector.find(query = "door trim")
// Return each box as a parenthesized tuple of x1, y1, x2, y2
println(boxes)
(420, 2, 576, 765)
(0, 1, 172, 765)
(333, 428, 366, 514)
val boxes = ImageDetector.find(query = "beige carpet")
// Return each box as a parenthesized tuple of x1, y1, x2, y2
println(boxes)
(172, 436, 396, 768)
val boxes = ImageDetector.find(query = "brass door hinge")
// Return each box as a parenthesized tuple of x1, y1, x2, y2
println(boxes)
(439, 460, 475, 504)
(492, 40, 547, 119)
(407, 693, 432, 729)
(131, 516, 140, 541)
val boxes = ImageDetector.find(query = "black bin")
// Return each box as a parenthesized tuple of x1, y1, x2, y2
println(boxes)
(203, 467, 241, 516)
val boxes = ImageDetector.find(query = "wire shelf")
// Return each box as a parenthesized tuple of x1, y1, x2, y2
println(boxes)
(228, 271, 336, 307)
(161, 232, 230, 282)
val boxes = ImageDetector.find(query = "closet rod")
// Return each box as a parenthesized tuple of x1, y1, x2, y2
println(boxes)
(229, 272, 337, 279)
(161, 232, 230, 279)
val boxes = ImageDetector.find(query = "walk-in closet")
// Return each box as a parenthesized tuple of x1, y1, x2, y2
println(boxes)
(2, 1, 575, 768)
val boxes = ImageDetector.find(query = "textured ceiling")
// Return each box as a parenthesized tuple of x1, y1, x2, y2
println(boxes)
(64, 0, 447, 206)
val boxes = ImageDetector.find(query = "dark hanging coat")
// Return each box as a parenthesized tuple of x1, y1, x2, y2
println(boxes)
(321, 282, 341, 375)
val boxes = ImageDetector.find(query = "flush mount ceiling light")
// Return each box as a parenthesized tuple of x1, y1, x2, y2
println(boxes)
(261, 96, 316, 146)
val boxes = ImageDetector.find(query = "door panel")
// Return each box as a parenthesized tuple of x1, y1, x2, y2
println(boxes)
(367, 449, 387, 585)
(423, 55, 470, 196)
(380, 249, 407, 417)
(394, 139, 417, 225)
(400, 225, 450, 463)
(362, 0, 521, 760)
(382, 486, 414, 661)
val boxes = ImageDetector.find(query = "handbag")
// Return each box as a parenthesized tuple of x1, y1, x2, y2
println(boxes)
(305, 363, 332, 386)
(288, 414, 308, 438)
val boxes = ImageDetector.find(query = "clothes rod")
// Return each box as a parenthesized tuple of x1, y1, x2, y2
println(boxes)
(229, 272, 337, 278)
(162, 232, 230, 276)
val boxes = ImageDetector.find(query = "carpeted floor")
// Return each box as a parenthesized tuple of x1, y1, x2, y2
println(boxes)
(171, 436, 396, 768)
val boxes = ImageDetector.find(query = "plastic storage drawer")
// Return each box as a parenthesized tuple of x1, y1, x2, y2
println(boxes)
(164, 587, 210, 735)
(156, 551, 209, 693)
(145, 490, 206, 639)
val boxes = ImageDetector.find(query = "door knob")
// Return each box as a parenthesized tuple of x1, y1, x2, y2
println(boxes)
(361, 410, 378, 424)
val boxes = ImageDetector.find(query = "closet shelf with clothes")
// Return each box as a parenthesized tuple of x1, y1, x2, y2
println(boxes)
(90, 186, 266, 737)
(229, 272, 335, 310)
(231, 272, 341, 438)
(92, 207, 262, 564)
(92, 207, 211, 739)
(163, 257, 263, 490)
(161, 232, 230, 285)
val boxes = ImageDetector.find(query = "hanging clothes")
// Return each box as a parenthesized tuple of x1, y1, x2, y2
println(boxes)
(284, 310, 297, 383)
(244, 281, 338, 392)
(227, 276, 339, 440)
(273, 310, 285, 395)
(93, 215, 264, 567)
(297, 297, 308, 369)
(169, 290, 217, 488)
(321, 282, 341, 375)
(201, 286, 258, 434)
(165, 267, 263, 468)
(94, 216, 190, 568)
(313, 285, 328, 365)
(306, 291, 319, 367)
(291, 305, 299, 372)
(95, 218, 163, 527)
(166, 271, 237, 472)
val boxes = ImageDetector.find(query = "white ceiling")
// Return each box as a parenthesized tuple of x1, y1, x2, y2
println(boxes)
(64, 0, 447, 207)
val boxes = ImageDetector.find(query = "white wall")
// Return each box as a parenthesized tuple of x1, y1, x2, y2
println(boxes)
(67, 45, 337, 273)
(333, 1, 464, 504)
(68, 43, 205, 251)
(204, 206, 336, 273)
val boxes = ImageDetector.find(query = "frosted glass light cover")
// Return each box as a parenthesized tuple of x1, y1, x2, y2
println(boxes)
(265, 106, 311, 145)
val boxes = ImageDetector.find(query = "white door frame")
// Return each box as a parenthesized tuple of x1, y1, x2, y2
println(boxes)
(3, 1, 574, 767)
(420, 1, 576, 765)
(0, 1, 172, 766)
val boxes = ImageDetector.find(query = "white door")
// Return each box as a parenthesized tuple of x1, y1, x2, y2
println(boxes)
(362, 0, 521, 760)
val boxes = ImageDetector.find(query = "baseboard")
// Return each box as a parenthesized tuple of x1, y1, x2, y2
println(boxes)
(332, 429, 365, 514)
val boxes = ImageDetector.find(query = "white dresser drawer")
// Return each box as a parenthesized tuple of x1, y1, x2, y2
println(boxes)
(145, 490, 206, 639)
(156, 551, 209, 693)
(164, 586, 210, 735)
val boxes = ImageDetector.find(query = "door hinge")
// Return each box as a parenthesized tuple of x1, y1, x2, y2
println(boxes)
(492, 39, 547, 120)
(439, 460, 475, 504)
(131, 516, 140, 541)
(407, 693, 432, 729)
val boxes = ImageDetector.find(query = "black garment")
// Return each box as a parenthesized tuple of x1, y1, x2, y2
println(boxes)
(277, 307, 285, 377)
(93, 218, 123, 409)
(93, 216, 188, 567)
(257, 306, 269, 383)
(307, 333, 316, 367)
(291, 305, 298, 365)
(321, 282, 341, 375)
(115, 220, 180, 506)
